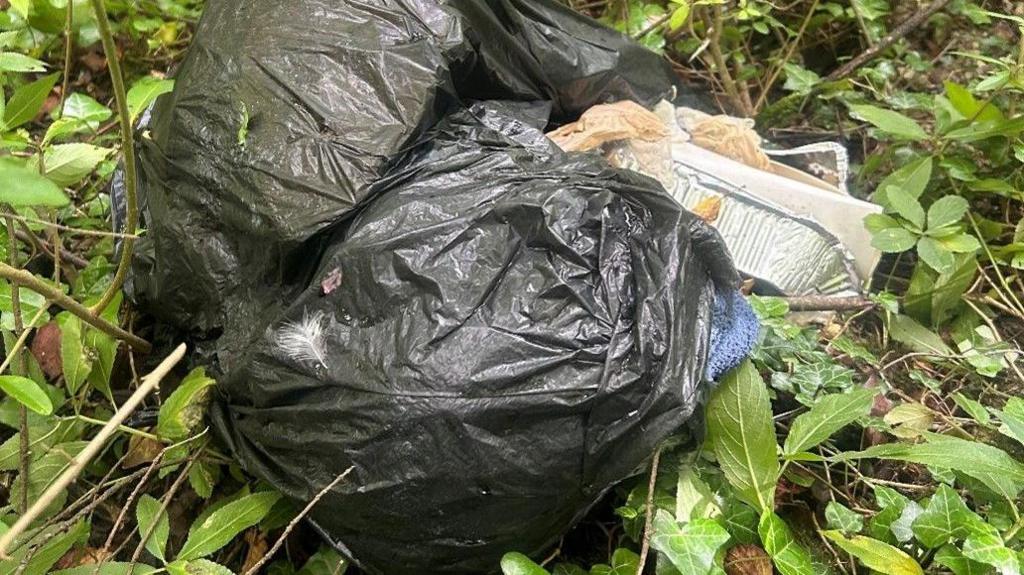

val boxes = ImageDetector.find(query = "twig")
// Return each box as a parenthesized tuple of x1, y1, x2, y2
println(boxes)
(14, 229, 89, 270)
(635, 445, 663, 575)
(0, 261, 151, 352)
(87, 0, 139, 315)
(754, 0, 821, 113)
(128, 453, 198, 573)
(700, 7, 751, 116)
(634, 12, 671, 40)
(99, 449, 166, 557)
(0, 344, 186, 558)
(242, 467, 356, 575)
(825, 0, 955, 81)
(5, 215, 31, 515)
(783, 295, 875, 312)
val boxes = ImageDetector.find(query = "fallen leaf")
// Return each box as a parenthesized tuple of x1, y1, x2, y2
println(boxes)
(123, 434, 164, 469)
(31, 321, 63, 380)
(240, 528, 269, 574)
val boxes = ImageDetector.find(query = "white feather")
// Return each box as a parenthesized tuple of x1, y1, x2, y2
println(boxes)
(276, 309, 329, 368)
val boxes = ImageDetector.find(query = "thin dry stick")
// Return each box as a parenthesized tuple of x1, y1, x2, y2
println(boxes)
(128, 455, 199, 574)
(0, 343, 186, 558)
(825, 0, 954, 81)
(242, 467, 357, 575)
(635, 445, 663, 575)
(87, 0, 139, 315)
(100, 450, 166, 555)
(6, 215, 30, 515)
(753, 0, 821, 113)
(0, 262, 151, 352)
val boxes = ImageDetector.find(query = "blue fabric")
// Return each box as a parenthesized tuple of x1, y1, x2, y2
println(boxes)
(706, 290, 760, 381)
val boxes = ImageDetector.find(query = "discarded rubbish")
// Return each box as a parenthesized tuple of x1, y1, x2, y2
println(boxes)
(120, 1, 758, 574)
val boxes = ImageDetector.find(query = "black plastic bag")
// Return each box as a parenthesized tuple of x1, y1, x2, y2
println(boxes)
(210, 101, 735, 575)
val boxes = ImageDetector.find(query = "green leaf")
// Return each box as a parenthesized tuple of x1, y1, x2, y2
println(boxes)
(8, 0, 30, 18)
(4, 73, 60, 130)
(0, 520, 89, 575)
(759, 512, 814, 575)
(59, 93, 112, 125)
(189, 460, 221, 499)
(953, 393, 992, 426)
(297, 546, 348, 575)
(58, 315, 92, 395)
(849, 104, 928, 141)
(37, 143, 113, 187)
(874, 157, 932, 207)
(676, 465, 719, 523)
(706, 361, 779, 511)
(998, 397, 1024, 447)
(0, 157, 69, 207)
(865, 215, 918, 252)
(136, 494, 170, 563)
(179, 559, 237, 575)
(500, 553, 551, 575)
(934, 545, 994, 575)
(911, 485, 974, 548)
(0, 375, 53, 415)
(889, 314, 953, 355)
(928, 196, 970, 230)
(721, 499, 759, 545)
(127, 77, 175, 123)
(884, 403, 935, 438)
(822, 532, 924, 575)
(833, 433, 1024, 499)
(962, 522, 1019, 574)
(10, 441, 87, 519)
(936, 233, 981, 254)
(887, 187, 926, 229)
(668, 2, 690, 31)
(651, 511, 730, 575)
(944, 81, 1003, 123)
(782, 63, 820, 94)
(53, 564, 158, 575)
(158, 367, 217, 441)
(826, 501, 864, 533)
(946, 116, 1024, 142)
(178, 491, 282, 561)
(783, 388, 875, 455)
(918, 237, 955, 273)
(590, 548, 640, 575)
(0, 52, 47, 73)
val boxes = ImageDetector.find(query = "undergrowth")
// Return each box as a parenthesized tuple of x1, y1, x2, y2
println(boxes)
(0, 0, 1021, 574)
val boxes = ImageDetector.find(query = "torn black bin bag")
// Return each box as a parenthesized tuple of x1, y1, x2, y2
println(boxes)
(125, 0, 680, 346)
(210, 101, 739, 575)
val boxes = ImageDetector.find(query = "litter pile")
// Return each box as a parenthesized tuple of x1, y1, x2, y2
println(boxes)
(118, 1, 869, 574)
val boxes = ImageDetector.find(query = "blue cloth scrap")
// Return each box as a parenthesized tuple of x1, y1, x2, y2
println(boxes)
(705, 290, 760, 381)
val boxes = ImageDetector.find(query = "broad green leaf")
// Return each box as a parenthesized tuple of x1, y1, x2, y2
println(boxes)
(0, 52, 47, 73)
(783, 388, 875, 455)
(889, 314, 953, 355)
(0, 375, 53, 415)
(189, 460, 221, 499)
(865, 214, 918, 252)
(874, 157, 932, 207)
(590, 548, 640, 575)
(136, 494, 170, 562)
(833, 433, 1024, 499)
(911, 485, 973, 548)
(822, 532, 924, 575)
(8, 0, 30, 18)
(884, 403, 934, 438)
(501, 553, 550, 575)
(36, 143, 113, 187)
(0, 520, 88, 575)
(928, 196, 970, 230)
(178, 491, 282, 561)
(0, 157, 69, 207)
(4, 73, 60, 130)
(721, 499, 759, 545)
(676, 465, 718, 523)
(935, 545, 994, 575)
(998, 397, 1024, 447)
(53, 564, 158, 575)
(59, 93, 112, 125)
(651, 511, 729, 575)
(58, 314, 92, 395)
(668, 2, 690, 31)
(946, 116, 1024, 142)
(127, 77, 175, 122)
(891, 500, 925, 543)
(962, 522, 1019, 574)
(158, 367, 217, 441)
(918, 237, 954, 273)
(297, 546, 348, 575)
(0, 420, 82, 470)
(706, 361, 779, 511)
(825, 501, 864, 533)
(849, 104, 928, 141)
(759, 512, 814, 575)
(938, 233, 982, 253)
(887, 187, 925, 229)
(782, 63, 820, 94)
(953, 393, 992, 426)
(944, 81, 1003, 123)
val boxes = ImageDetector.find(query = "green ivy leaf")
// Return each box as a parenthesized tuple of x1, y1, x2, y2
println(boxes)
(934, 545, 993, 575)
(136, 494, 170, 563)
(911, 485, 974, 548)
(998, 397, 1024, 447)
(157, 367, 217, 441)
(3, 73, 60, 130)
(706, 361, 779, 511)
(590, 548, 640, 575)
(962, 522, 1020, 574)
(500, 552, 550, 575)
(651, 511, 730, 575)
(783, 388, 876, 456)
(825, 501, 864, 533)
(0, 374, 54, 415)
(822, 532, 924, 575)
(782, 63, 820, 94)
(759, 512, 814, 575)
(178, 491, 281, 561)
(0, 157, 69, 207)
(849, 104, 928, 141)
(927, 196, 970, 230)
